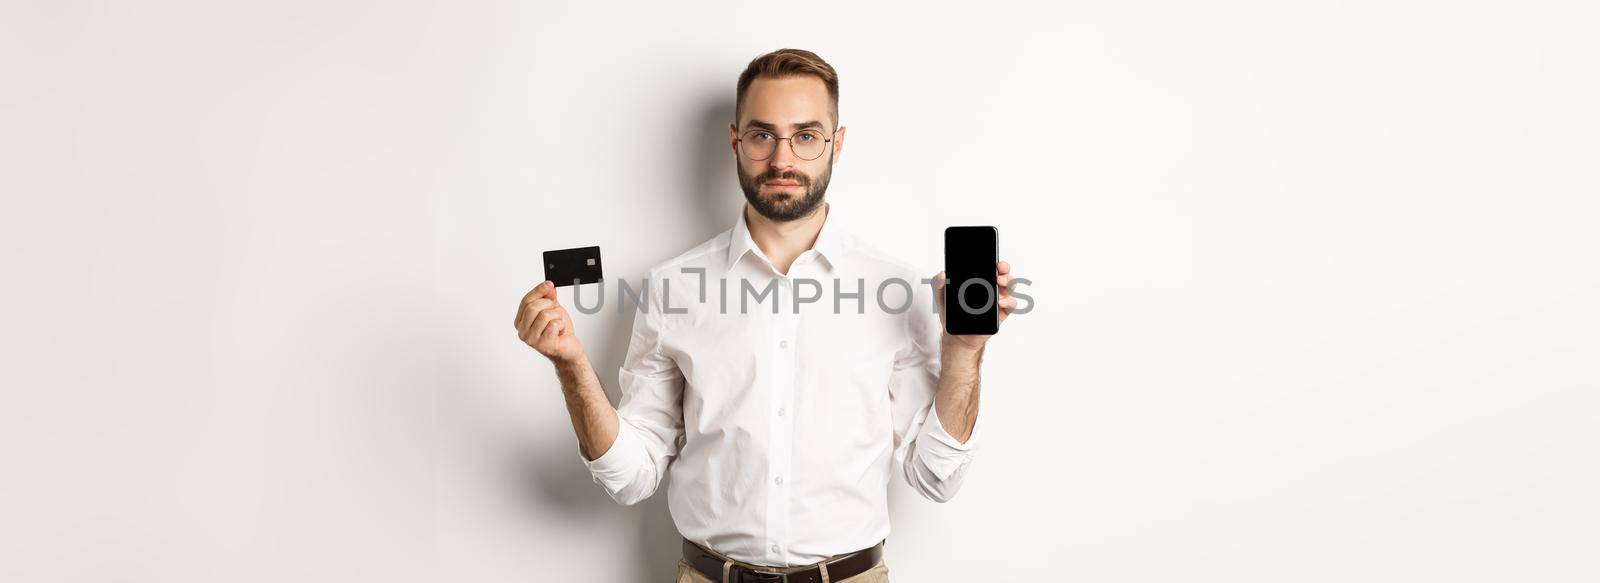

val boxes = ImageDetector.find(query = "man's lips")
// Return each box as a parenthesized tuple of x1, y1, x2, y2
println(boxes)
(765, 181, 801, 187)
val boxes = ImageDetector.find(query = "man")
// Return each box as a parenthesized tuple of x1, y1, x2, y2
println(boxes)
(514, 48, 1018, 582)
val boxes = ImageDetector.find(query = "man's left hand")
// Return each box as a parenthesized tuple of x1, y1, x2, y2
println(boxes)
(933, 260, 1017, 352)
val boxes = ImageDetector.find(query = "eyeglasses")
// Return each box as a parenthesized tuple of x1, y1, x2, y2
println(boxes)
(737, 127, 836, 161)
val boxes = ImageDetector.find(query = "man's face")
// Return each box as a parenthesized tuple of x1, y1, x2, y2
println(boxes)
(731, 76, 846, 222)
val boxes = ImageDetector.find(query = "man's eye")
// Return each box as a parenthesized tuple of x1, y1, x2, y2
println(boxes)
(797, 133, 815, 143)
(751, 132, 773, 141)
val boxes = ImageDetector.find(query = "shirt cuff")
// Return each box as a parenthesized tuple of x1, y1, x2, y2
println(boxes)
(916, 405, 980, 481)
(579, 408, 647, 492)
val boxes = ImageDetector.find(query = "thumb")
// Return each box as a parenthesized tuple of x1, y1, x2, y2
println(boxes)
(538, 280, 561, 302)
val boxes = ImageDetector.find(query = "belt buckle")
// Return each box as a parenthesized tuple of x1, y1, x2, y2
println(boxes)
(744, 568, 789, 583)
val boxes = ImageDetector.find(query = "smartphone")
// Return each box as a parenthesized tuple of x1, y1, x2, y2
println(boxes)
(943, 226, 999, 335)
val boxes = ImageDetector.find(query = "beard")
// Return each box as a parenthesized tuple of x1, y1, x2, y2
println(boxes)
(737, 160, 832, 223)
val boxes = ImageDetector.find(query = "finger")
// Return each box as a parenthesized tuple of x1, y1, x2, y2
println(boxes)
(517, 298, 553, 332)
(532, 307, 560, 339)
(524, 283, 557, 307)
(515, 303, 532, 332)
(516, 284, 546, 329)
(530, 308, 559, 342)
(997, 260, 1011, 276)
(1000, 296, 1018, 312)
(932, 271, 946, 290)
(522, 311, 548, 344)
(519, 319, 537, 344)
(520, 281, 554, 307)
(518, 301, 550, 340)
(521, 282, 557, 316)
(518, 309, 540, 342)
(524, 285, 550, 307)
(541, 318, 566, 343)
(997, 273, 1012, 290)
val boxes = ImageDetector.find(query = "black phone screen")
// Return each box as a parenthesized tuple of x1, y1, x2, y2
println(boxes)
(943, 226, 998, 335)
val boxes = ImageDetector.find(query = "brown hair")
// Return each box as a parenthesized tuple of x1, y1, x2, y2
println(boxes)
(735, 48, 840, 128)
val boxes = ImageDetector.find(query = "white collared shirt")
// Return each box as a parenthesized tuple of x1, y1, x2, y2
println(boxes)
(580, 202, 982, 567)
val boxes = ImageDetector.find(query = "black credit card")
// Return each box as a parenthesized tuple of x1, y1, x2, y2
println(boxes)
(543, 245, 603, 287)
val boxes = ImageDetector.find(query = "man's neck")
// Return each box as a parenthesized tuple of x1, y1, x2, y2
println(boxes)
(744, 201, 828, 276)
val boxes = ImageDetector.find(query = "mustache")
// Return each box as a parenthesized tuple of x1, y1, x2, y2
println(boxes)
(756, 170, 810, 185)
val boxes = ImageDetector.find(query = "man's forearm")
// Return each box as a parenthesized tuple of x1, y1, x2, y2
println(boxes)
(933, 339, 984, 444)
(554, 356, 619, 461)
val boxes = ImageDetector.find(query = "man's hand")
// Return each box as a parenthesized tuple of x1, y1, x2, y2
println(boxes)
(514, 280, 616, 463)
(514, 280, 587, 366)
(933, 260, 1018, 352)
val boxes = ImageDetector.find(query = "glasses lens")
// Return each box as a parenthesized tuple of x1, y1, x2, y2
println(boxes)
(741, 130, 776, 160)
(792, 130, 826, 160)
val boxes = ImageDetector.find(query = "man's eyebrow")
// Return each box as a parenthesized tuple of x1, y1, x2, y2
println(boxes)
(745, 119, 827, 131)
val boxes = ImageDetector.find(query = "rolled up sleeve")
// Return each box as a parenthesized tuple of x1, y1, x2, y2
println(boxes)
(889, 280, 980, 503)
(579, 277, 685, 506)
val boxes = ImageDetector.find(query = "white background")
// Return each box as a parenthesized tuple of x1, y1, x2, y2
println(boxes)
(3, 1, 1597, 581)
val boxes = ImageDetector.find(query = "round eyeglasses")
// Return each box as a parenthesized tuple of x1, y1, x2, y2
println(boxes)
(737, 127, 836, 161)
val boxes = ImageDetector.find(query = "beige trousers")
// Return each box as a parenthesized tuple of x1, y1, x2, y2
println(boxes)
(674, 558, 890, 583)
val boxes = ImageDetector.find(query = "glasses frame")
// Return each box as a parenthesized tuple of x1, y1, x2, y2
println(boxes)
(736, 126, 838, 161)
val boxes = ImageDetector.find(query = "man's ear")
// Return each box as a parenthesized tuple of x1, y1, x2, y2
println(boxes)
(729, 123, 740, 156)
(832, 124, 846, 163)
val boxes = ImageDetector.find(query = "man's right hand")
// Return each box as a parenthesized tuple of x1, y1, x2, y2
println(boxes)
(515, 281, 615, 463)
(515, 280, 587, 366)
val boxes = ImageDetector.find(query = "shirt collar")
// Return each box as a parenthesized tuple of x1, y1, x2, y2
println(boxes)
(724, 201, 846, 273)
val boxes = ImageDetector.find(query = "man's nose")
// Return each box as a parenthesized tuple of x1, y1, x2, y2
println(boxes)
(769, 140, 798, 170)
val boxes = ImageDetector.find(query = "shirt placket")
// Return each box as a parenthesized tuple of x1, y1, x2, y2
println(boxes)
(764, 273, 798, 565)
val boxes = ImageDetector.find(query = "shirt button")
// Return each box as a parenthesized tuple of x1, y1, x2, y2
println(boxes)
(774, 476, 784, 486)
(771, 543, 780, 553)
(777, 407, 786, 417)
(779, 340, 788, 349)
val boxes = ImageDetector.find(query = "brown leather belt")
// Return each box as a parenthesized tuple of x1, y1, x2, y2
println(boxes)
(681, 537, 884, 583)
